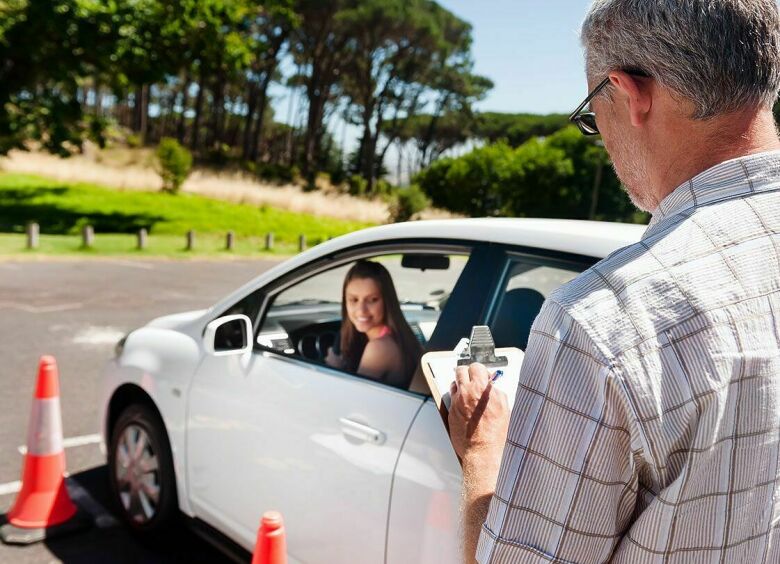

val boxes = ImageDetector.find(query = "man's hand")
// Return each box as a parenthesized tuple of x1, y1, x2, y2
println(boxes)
(448, 362, 510, 564)
(448, 362, 510, 461)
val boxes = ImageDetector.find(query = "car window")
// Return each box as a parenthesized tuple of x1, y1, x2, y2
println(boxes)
(488, 256, 584, 350)
(256, 252, 469, 383)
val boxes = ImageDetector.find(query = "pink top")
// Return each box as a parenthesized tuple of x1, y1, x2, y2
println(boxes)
(375, 325, 392, 339)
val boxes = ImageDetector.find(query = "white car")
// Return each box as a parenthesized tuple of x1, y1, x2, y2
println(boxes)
(99, 218, 644, 563)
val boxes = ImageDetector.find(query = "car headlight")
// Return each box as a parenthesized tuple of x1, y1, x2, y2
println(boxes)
(114, 334, 128, 359)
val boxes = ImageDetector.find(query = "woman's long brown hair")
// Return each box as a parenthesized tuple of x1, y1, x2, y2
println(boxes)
(339, 260, 423, 388)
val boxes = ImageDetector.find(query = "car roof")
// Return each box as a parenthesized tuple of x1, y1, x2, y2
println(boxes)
(319, 218, 646, 259)
(207, 218, 646, 318)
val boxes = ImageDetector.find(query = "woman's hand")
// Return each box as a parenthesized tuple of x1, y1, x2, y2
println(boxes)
(325, 346, 343, 369)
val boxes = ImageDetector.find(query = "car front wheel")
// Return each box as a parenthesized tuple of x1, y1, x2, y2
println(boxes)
(108, 403, 178, 535)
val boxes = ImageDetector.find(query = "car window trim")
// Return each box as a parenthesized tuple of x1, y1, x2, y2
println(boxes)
(259, 348, 430, 401)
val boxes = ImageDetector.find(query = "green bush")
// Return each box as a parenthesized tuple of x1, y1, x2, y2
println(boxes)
(415, 142, 522, 216)
(389, 184, 430, 223)
(126, 133, 142, 148)
(414, 127, 647, 223)
(156, 137, 193, 194)
(347, 174, 368, 197)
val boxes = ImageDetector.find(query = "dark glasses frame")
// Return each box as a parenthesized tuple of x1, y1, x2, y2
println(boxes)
(568, 77, 611, 136)
(569, 70, 651, 136)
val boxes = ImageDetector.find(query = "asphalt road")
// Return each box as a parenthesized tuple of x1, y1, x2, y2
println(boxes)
(0, 258, 280, 563)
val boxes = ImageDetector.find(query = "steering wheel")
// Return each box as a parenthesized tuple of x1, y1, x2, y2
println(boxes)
(290, 321, 341, 362)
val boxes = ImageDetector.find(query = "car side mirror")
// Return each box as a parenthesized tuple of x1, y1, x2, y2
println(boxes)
(204, 314, 253, 356)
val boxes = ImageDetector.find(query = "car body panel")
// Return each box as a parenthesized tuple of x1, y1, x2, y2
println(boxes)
(99, 327, 203, 517)
(186, 350, 426, 561)
(386, 399, 463, 564)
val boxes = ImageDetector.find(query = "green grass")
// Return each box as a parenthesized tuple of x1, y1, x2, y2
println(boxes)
(0, 173, 373, 257)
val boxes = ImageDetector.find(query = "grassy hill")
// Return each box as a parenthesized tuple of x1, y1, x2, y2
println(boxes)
(0, 173, 374, 257)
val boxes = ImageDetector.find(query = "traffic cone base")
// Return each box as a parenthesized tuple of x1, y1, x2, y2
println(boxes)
(0, 506, 91, 546)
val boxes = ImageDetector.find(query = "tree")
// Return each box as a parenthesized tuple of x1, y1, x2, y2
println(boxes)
(291, 0, 352, 183)
(0, 0, 120, 155)
(472, 112, 570, 147)
(242, 0, 299, 162)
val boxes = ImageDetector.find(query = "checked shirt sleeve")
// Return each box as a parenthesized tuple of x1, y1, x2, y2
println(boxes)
(476, 300, 639, 564)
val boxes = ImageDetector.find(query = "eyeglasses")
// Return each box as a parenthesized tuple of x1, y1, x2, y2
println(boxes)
(569, 70, 651, 136)
(569, 77, 611, 136)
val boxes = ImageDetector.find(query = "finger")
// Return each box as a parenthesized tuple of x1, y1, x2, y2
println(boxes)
(455, 366, 470, 387)
(469, 362, 490, 387)
(449, 380, 458, 396)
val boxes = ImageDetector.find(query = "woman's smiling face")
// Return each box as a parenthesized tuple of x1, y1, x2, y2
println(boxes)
(345, 277, 385, 334)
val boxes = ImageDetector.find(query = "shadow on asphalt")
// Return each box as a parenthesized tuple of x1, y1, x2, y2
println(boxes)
(2, 465, 236, 564)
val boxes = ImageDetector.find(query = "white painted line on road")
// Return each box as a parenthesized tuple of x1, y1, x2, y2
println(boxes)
(72, 326, 125, 346)
(18, 433, 102, 455)
(0, 301, 84, 313)
(0, 480, 21, 496)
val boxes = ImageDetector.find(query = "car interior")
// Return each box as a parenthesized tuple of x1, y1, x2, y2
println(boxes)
(219, 246, 582, 396)
(256, 253, 458, 367)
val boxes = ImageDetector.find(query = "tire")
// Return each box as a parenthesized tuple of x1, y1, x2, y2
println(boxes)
(108, 403, 179, 536)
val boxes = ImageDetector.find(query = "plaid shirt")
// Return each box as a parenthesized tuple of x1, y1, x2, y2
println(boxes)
(476, 150, 780, 563)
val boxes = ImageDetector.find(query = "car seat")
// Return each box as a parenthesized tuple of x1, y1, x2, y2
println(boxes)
(490, 288, 546, 350)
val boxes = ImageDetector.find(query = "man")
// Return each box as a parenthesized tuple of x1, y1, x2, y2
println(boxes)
(449, 1, 780, 562)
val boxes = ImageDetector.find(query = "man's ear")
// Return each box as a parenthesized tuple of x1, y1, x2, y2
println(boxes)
(608, 71, 652, 127)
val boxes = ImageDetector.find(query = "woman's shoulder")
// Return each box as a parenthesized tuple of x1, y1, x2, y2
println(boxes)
(365, 334, 400, 354)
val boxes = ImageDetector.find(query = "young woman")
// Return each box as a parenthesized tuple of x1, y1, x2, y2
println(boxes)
(325, 260, 423, 389)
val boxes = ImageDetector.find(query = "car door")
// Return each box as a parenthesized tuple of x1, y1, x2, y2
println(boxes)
(186, 245, 471, 563)
(386, 246, 596, 564)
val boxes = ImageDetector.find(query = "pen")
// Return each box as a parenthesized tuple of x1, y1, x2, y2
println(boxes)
(490, 370, 503, 382)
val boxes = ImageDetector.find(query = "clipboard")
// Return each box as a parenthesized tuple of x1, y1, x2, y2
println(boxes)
(421, 326, 524, 418)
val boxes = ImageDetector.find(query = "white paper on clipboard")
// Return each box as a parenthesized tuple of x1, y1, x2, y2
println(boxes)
(422, 346, 524, 412)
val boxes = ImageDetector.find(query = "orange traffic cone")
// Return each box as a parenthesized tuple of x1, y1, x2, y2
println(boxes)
(0, 356, 90, 545)
(251, 511, 288, 564)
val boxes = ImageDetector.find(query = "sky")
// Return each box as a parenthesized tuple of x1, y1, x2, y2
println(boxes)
(438, 0, 595, 114)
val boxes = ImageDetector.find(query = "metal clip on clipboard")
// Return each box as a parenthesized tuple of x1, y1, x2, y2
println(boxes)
(456, 326, 508, 368)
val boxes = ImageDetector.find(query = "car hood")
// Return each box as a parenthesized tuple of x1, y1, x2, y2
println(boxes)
(146, 309, 208, 331)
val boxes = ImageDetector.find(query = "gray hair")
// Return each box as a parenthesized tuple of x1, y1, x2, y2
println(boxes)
(582, 0, 780, 119)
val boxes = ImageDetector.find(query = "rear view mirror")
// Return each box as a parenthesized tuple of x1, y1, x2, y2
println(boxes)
(401, 254, 450, 271)
(204, 314, 253, 356)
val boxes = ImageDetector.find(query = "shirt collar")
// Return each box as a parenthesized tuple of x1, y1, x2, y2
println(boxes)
(643, 149, 780, 239)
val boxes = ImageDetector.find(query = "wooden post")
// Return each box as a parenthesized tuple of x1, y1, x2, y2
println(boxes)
(82, 225, 94, 248)
(265, 233, 274, 251)
(186, 230, 195, 251)
(137, 228, 147, 250)
(26, 222, 39, 249)
(226, 231, 234, 251)
(298, 235, 306, 252)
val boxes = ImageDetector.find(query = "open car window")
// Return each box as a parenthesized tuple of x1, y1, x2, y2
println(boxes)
(256, 252, 469, 385)
(487, 256, 585, 350)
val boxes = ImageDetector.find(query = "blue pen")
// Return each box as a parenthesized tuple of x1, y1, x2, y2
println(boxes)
(490, 370, 504, 382)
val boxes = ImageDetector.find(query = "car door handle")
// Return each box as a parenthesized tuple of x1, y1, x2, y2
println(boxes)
(339, 418, 386, 445)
